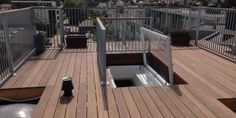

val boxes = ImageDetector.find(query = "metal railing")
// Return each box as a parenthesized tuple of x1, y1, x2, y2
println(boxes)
(0, 8, 35, 85)
(62, 7, 146, 42)
(147, 7, 236, 62)
(101, 17, 151, 52)
(146, 7, 190, 35)
(194, 7, 236, 61)
(1, 6, 236, 85)
(33, 7, 62, 48)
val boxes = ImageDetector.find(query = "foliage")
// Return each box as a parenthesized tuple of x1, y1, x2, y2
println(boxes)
(198, 0, 210, 6)
(64, 0, 87, 7)
(221, 0, 236, 8)
(0, 0, 10, 4)
(90, 16, 97, 25)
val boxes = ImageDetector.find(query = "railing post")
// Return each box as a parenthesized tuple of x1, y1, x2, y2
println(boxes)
(149, 17, 153, 28)
(186, 8, 191, 30)
(195, 8, 201, 46)
(167, 38, 174, 85)
(164, 11, 168, 34)
(59, 6, 64, 50)
(148, 17, 153, 52)
(2, 13, 14, 74)
(102, 29, 106, 84)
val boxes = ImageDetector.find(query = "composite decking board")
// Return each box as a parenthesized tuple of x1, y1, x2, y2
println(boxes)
(13, 60, 45, 88)
(54, 53, 76, 118)
(193, 50, 236, 79)
(106, 80, 120, 118)
(153, 87, 186, 118)
(21, 60, 46, 87)
(177, 50, 236, 96)
(31, 54, 66, 118)
(1, 60, 37, 88)
(43, 54, 71, 118)
(186, 86, 236, 118)
(32, 49, 50, 60)
(76, 53, 87, 118)
(19, 60, 45, 87)
(145, 87, 175, 118)
(121, 88, 142, 118)
(162, 86, 208, 118)
(137, 87, 164, 118)
(92, 53, 109, 118)
(39, 58, 59, 86)
(173, 50, 236, 97)
(30, 61, 52, 87)
(186, 49, 236, 81)
(87, 53, 98, 118)
(31, 86, 54, 118)
(113, 88, 131, 118)
(172, 59, 222, 98)
(197, 49, 236, 68)
(42, 49, 53, 59)
(41, 49, 55, 59)
(42, 49, 59, 60)
(172, 52, 232, 97)
(176, 49, 236, 89)
(159, 86, 196, 118)
(179, 86, 219, 118)
(129, 87, 153, 118)
(65, 53, 82, 118)
(53, 92, 69, 118)
(48, 49, 59, 59)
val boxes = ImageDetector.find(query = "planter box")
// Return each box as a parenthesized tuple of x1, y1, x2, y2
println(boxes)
(66, 35, 87, 49)
(171, 31, 191, 46)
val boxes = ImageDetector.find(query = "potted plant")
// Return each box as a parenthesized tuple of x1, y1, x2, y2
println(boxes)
(91, 16, 97, 25)
(170, 30, 191, 46)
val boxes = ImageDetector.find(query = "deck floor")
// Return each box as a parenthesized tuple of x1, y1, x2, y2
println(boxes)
(1, 44, 236, 118)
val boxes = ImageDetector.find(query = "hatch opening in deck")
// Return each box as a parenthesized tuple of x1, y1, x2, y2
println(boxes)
(108, 65, 168, 88)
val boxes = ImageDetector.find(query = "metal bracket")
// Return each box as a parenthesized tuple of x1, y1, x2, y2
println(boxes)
(100, 81, 109, 86)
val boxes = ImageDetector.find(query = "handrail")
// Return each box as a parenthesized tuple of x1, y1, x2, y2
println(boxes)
(96, 18, 106, 30)
(190, 6, 236, 12)
(101, 17, 151, 20)
(0, 7, 32, 14)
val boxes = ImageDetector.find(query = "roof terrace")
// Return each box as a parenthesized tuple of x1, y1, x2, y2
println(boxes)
(0, 6, 236, 118)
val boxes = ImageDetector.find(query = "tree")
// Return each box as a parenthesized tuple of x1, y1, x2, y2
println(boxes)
(64, 0, 87, 7)
(221, 0, 236, 8)
(0, 0, 10, 4)
(201, 0, 210, 6)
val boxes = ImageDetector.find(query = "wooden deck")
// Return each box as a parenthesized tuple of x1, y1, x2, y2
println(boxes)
(1, 44, 236, 118)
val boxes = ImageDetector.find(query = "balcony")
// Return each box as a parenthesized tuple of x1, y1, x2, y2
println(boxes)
(0, 6, 236, 118)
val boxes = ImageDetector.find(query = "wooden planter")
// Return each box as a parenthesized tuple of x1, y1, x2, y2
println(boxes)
(66, 35, 87, 49)
(171, 31, 191, 46)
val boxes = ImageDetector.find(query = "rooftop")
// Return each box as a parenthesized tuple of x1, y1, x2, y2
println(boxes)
(0, 6, 236, 118)
(2, 44, 236, 118)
